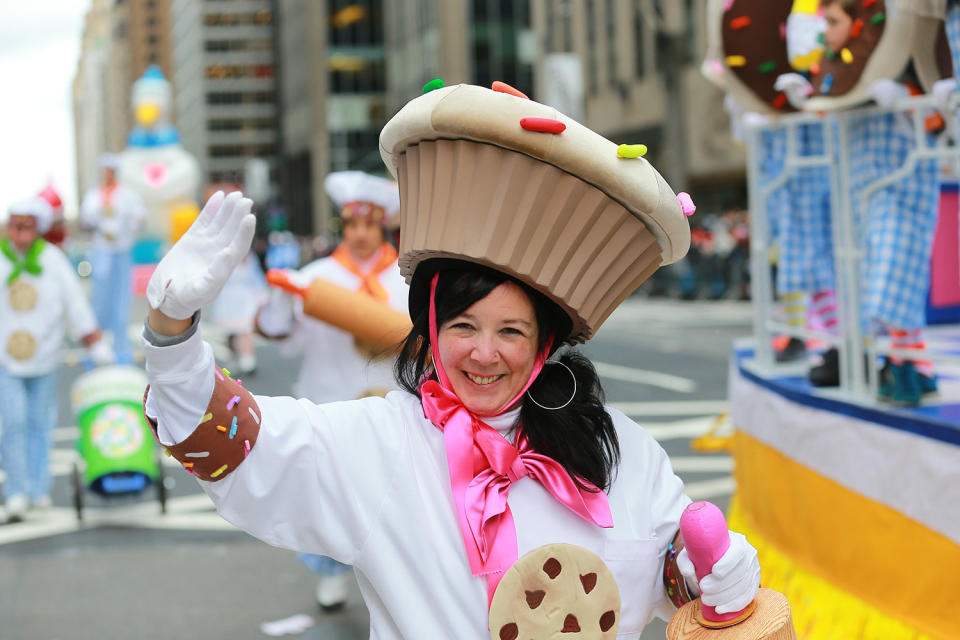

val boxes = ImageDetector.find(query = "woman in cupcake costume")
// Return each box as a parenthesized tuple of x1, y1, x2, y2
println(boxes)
(1, 198, 113, 523)
(141, 84, 761, 638)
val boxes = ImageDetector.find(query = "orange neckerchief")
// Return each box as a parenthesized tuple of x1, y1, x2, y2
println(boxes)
(330, 242, 398, 302)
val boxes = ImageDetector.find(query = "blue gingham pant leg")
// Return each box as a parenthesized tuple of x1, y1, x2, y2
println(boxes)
(777, 122, 835, 294)
(0, 368, 58, 500)
(299, 552, 352, 576)
(759, 128, 790, 257)
(848, 112, 940, 331)
(89, 247, 134, 365)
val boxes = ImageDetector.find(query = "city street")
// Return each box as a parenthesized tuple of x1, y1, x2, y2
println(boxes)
(0, 297, 751, 640)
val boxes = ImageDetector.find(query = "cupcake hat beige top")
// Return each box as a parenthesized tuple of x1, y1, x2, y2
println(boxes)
(379, 82, 692, 343)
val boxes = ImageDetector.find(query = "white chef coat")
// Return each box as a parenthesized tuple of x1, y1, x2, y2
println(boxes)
(79, 184, 147, 251)
(143, 328, 691, 639)
(0, 243, 98, 376)
(258, 250, 409, 402)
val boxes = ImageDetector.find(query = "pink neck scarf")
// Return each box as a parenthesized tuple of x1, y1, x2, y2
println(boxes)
(418, 274, 613, 604)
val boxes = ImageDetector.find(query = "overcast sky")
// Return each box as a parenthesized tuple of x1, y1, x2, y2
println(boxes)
(0, 1, 90, 220)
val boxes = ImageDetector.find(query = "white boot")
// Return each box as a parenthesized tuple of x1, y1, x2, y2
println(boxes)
(6, 494, 28, 523)
(316, 573, 350, 611)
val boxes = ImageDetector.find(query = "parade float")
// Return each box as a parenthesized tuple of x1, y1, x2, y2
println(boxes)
(708, 1, 960, 638)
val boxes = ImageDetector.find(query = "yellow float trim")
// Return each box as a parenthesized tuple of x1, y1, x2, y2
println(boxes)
(729, 430, 959, 640)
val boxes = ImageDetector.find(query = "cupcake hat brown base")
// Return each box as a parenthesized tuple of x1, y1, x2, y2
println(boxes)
(379, 83, 690, 343)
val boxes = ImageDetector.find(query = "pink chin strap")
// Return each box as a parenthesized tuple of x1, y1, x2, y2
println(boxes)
(427, 273, 553, 414)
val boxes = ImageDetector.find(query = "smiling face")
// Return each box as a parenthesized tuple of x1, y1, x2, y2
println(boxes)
(822, 2, 853, 52)
(6, 215, 39, 253)
(437, 281, 540, 416)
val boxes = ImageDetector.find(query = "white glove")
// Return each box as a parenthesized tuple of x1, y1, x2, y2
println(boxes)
(774, 73, 813, 109)
(741, 112, 770, 130)
(256, 287, 296, 337)
(869, 79, 910, 108)
(88, 339, 115, 366)
(146, 191, 256, 320)
(933, 78, 960, 115)
(676, 531, 761, 614)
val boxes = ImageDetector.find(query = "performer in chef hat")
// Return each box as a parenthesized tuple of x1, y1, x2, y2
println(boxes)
(255, 169, 407, 610)
(140, 83, 761, 637)
(1, 197, 113, 523)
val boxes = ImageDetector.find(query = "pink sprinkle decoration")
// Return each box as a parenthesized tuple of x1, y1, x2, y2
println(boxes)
(677, 192, 696, 216)
(244, 439, 251, 458)
(520, 117, 566, 134)
(779, 22, 786, 39)
(723, 0, 735, 9)
(215, 369, 224, 381)
(184, 466, 196, 476)
(227, 395, 241, 410)
(236, 379, 243, 386)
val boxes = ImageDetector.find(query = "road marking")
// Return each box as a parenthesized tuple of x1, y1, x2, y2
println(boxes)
(610, 400, 729, 417)
(594, 362, 697, 393)
(684, 477, 736, 501)
(0, 494, 233, 546)
(641, 416, 718, 440)
(669, 456, 734, 473)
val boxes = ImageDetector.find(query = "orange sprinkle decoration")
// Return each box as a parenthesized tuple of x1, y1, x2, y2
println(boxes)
(730, 16, 751, 29)
(216, 425, 227, 432)
(519, 117, 566, 134)
(492, 81, 529, 99)
(183, 462, 194, 468)
(850, 18, 864, 38)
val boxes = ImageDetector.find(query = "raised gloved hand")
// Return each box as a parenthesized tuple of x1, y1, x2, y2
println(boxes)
(933, 78, 960, 115)
(774, 73, 813, 109)
(869, 79, 910, 109)
(88, 338, 115, 366)
(676, 530, 761, 614)
(146, 191, 256, 320)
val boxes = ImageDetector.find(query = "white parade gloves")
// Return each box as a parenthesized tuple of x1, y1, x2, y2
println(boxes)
(868, 79, 910, 109)
(676, 530, 761, 614)
(146, 191, 256, 320)
(774, 73, 813, 109)
(88, 338, 116, 366)
(933, 78, 960, 115)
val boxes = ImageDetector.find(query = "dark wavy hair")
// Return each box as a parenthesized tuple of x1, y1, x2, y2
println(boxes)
(394, 262, 620, 491)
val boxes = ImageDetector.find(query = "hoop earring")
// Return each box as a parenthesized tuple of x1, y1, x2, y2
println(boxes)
(526, 361, 577, 411)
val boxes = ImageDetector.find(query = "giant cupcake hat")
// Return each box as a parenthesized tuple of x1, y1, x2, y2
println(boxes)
(379, 82, 691, 343)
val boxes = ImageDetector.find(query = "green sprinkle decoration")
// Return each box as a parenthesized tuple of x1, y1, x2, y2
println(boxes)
(817, 32, 825, 44)
(422, 78, 444, 94)
(825, 48, 835, 61)
(758, 60, 777, 73)
(871, 12, 885, 24)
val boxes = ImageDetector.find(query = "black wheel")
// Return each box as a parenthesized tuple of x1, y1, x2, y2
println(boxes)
(71, 461, 84, 522)
(156, 457, 168, 515)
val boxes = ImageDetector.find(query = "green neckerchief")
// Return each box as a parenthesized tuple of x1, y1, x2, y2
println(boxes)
(1, 236, 45, 286)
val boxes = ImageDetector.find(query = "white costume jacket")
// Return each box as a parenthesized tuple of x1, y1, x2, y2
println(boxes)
(258, 251, 408, 402)
(0, 243, 98, 376)
(143, 328, 691, 639)
(79, 185, 146, 251)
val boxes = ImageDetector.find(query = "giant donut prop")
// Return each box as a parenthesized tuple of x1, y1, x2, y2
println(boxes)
(912, 15, 954, 93)
(805, 0, 921, 111)
(706, 0, 796, 115)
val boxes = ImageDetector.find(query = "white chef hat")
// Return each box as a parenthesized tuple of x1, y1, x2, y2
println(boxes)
(8, 197, 54, 234)
(99, 153, 120, 170)
(324, 170, 400, 224)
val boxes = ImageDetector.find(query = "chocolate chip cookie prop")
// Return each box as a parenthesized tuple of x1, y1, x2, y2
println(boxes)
(488, 544, 620, 640)
(805, 0, 921, 111)
(706, 0, 796, 114)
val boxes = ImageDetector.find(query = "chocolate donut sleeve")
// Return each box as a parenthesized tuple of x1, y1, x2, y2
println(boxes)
(663, 529, 696, 609)
(143, 366, 260, 482)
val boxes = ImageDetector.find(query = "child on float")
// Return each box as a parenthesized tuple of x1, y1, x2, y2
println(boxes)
(781, 0, 941, 404)
(0, 198, 113, 522)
